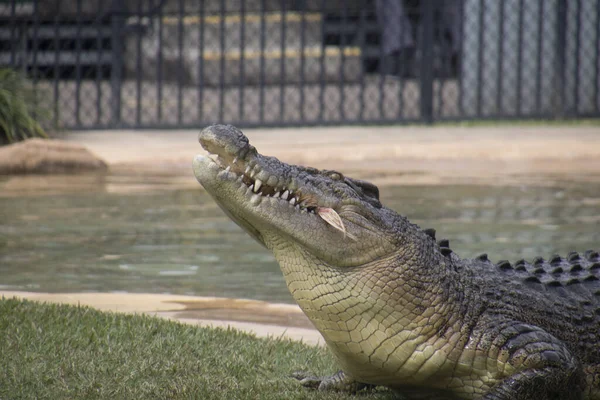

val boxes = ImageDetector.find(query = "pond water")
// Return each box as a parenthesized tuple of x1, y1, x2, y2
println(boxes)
(1, 173, 599, 304)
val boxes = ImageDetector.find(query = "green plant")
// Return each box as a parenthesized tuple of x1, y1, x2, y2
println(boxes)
(0, 68, 48, 145)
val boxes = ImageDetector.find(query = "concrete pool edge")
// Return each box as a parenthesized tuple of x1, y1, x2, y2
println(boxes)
(0, 291, 325, 347)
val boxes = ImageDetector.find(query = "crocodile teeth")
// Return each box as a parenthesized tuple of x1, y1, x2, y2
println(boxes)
(245, 166, 251, 174)
(250, 194, 261, 206)
(224, 166, 231, 173)
(281, 190, 290, 200)
(290, 197, 296, 205)
(254, 179, 263, 193)
(273, 191, 280, 198)
(249, 184, 254, 192)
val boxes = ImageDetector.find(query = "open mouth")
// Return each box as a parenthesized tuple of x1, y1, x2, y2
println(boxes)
(199, 151, 319, 215)
(194, 125, 357, 239)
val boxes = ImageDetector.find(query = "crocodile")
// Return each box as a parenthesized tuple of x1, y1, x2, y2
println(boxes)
(192, 124, 600, 400)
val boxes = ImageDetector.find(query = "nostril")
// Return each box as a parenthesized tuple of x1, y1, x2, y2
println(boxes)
(199, 124, 251, 160)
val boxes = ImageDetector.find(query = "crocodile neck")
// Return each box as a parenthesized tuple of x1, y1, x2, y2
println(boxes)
(273, 228, 471, 385)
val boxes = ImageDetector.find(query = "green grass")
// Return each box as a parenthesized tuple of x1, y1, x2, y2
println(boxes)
(0, 298, 392, 400)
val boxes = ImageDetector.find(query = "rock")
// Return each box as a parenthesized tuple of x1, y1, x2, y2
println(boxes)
(0, 138, 108, 174)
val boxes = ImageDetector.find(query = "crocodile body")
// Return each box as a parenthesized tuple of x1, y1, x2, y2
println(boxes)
(193, 125, 600, 400)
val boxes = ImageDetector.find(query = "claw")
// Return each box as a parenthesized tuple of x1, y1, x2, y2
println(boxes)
(291, 370, 374, 393)
(291, 371, 322, 389)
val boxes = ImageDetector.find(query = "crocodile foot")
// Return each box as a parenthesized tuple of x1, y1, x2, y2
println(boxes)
(291, 370, 374, 392)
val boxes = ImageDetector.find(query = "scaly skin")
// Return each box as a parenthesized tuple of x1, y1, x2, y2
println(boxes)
(193, 124, 600, 400)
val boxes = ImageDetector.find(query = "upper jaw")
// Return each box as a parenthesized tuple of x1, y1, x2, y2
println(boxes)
(195, 124, 338, 213)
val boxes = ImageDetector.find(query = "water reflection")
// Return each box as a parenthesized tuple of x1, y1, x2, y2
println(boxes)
(1, 175, 599, 304)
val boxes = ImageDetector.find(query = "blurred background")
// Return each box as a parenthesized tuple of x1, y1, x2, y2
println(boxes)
(2, 0, 599, 128)
(1, 0, 599, 304)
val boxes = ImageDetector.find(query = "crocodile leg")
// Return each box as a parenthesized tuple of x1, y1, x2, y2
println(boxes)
(483, 366, 584, 400)
(291, 370, 373, 392)
(479, 322, 585, 400)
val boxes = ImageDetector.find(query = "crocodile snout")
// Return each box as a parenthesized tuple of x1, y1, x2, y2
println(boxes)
(198, 124, 255, 162)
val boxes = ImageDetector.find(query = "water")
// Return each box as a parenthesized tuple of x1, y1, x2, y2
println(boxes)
(1, 173, 599, 304)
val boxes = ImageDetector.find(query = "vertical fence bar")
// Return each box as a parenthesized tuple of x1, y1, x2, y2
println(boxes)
(17, 4, 25, 75)
(436, 0, 445, 119)
(53, 1, 61, 128)
(110, 0, 125, 127)
(573, 0, 581, 115)
(318, 0, 326, 122)
(596, 0, 600, 113)
(96, 0, 103, 126)
(397, 1, 407, 120)
(419, 0, 434, 122)
(259, 0, 266, 123)
(157, 6, 163, 123)
(239, 0, 245, 122)
(358, 3, 366, 121)
(457, 0, 465, 116)
(135, 0, 143, 126)
(476, 0, 484, 117)
(177, 0, 184, 125)
(218, 0, 225, 123)
(377, 4, 385, 120)
(31, 0, 39, 118)
(299, 3, 306, 122)
(515, 0, 524, 116)
(9, 0, 16, 65)
(339, 0, 347, 121)
(75, 0, 82, 126)
(197, 0, 204, 123)
(279, 1, 286, 122)
(496, 0, 504, 116)
(554, 0, 567, 117)
(535, 0, 544, 114)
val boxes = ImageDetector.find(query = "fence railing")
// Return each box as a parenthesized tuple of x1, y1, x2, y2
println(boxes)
(1, 0, 599, 129)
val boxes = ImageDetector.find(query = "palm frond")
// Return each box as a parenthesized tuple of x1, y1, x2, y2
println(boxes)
(0, 68, 49, 145)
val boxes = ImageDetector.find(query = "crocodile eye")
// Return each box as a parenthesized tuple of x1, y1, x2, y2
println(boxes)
(327, 171, 344, 181)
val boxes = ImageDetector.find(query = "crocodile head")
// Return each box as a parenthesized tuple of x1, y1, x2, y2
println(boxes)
(192, 124, 402, 268)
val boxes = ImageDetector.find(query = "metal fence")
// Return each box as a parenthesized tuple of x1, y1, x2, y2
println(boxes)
(1, 0, 599, 129)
